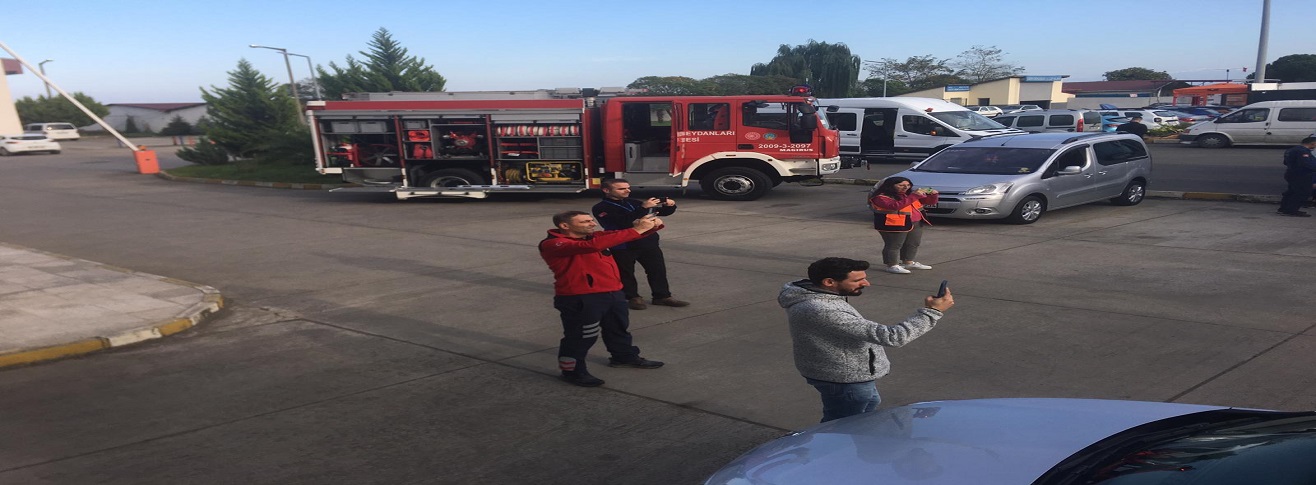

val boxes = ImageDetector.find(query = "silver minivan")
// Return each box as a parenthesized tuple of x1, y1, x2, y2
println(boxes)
(992, 109, 1105, 134)
(882, 132, 1152, 224)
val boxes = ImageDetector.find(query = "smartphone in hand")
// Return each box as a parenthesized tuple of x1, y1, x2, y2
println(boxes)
(936, 280, 949, 298)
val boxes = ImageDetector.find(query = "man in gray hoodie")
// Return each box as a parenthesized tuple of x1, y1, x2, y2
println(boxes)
(779, 257, 954, 422)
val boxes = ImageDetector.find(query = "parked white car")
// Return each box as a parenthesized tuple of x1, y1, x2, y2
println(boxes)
(970, 106, 1004, 117)
(0, 134, 62, 156)
(1097, 109, 1181, 128)
(999, 104, 1043, 114)
(23, 122, 80, 141)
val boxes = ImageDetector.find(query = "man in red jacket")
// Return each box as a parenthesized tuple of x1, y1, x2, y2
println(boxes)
(539, 210, 666, 387)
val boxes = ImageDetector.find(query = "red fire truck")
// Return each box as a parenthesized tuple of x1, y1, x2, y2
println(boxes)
(308, 87, 840, 200)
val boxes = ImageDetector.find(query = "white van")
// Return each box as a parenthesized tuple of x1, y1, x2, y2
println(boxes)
(24, 122, 80, 141)
(1178, 100, 1316, 148)
(816, 97, 1023, 164)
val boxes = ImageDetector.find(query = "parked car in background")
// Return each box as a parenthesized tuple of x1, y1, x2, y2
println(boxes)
(1179, 100, 1316, 148)
(22, 122, 80, 141)
(999, 104, 1043, 114)
(992, 109, 1104, 134)
(1164, 106, 1220, 122)
(704, 398, 1316, 485)
(876, 132, 1150, 224)
(817, 97, 1021, 165)
(970, 105, 1004, 117)
(1097, 109, 1181, 128)
(0, 134, 62, 156)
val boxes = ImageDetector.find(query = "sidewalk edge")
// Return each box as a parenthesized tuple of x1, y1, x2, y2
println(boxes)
(0, 243, 225, 369)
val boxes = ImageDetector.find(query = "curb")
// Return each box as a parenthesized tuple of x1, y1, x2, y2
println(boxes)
(0, 246, 225, 369)
(819, 177, 1280, 204)
(155, 171, 355, 191)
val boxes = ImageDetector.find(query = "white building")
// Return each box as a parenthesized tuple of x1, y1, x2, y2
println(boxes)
(92, 103, 208, 132)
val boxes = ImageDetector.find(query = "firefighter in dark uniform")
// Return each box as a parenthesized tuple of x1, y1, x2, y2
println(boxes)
(591, 179, 690, 310)
(539, 210, 666, 387)
(1278, 136, 1316, 216)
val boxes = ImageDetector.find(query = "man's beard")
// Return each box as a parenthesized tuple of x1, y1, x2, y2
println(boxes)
(839, 287, 863, 296)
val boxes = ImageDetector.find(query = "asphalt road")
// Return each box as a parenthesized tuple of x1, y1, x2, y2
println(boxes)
(836, 142, 1290, 197)
(1, 141, 1313, 484)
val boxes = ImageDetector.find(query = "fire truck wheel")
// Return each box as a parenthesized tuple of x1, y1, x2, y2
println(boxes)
(421, 168, 485, 188)
(701, 167, 772, 201)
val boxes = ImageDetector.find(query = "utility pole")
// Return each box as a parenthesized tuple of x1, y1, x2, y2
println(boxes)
(38, 59, 53, 98)
(1253, 0, 1270, 83)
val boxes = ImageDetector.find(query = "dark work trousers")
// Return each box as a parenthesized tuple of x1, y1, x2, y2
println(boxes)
(610, 246, 672, 300)
(553, 291, 640, 376)
(1280, 172, 1314, 213)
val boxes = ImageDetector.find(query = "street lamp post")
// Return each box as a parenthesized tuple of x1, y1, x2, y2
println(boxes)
(38, 59, 53, 98)
(249, 44, 298, 99)
(286, 52, 322, 100)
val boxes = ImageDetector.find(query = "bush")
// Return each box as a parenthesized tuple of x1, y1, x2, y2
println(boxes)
(123, 116, 140, 134)
(176, 137, 232, 165)
(1148, 124, 1186, 138)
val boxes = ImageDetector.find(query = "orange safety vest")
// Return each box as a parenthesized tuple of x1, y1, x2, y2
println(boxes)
(872, 198, 924, 232)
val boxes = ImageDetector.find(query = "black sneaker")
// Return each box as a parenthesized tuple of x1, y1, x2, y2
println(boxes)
(608, 357, 665, 369)
(561, 372, 605, 387)
(1279, 210, 1312, 217)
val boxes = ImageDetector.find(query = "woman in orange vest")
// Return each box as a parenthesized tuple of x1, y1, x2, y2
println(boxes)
(870, 176, 939, 274)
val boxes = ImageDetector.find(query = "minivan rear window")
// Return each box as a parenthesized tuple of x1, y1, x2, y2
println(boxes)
(1277, 108, 1316, 122)
(1047, 114, 1075, 127)
(1093, 139, 1148, 165)
(914, 147, 1053, 175)
(1017, 115, 1044, 127)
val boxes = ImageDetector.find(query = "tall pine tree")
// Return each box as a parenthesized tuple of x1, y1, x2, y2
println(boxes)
(318, 28, 447, 98)
(196, 59, 302, 159)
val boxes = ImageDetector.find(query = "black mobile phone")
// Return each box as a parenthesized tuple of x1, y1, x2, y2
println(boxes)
(936, 280, 949, 298)
(646, 206, 659, 216)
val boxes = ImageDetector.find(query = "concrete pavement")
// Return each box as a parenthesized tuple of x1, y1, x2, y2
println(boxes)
(0, 162, 1281, 370)
(0, 242, 222, 368)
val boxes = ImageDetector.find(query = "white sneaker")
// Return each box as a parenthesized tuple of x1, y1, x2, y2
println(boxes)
(885, 265, 911, 274)
(903, 261, 932, 270)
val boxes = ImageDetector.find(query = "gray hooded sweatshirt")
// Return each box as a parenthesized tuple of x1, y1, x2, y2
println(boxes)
(778, 279, 942, 384)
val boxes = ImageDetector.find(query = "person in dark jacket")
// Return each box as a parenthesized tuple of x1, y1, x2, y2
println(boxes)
(1116, 116, 1149, 138)
(592, 179, 689, 310)
(779, 257, 954, 422)
(1278, 136, 1316, 216)
(539, 211, 666, 387)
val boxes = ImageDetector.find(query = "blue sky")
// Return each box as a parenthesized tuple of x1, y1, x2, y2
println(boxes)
(4, 0, 1307, 103)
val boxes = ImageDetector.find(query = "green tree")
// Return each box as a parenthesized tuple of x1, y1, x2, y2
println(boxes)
(317, 28, 447, 98)
(750, 40, 860, 98)
(159, 115, 193, 136)
(864, 55, 962, 93)
(703, 73, 801, 95)
(14, 92, 109, 127)
(858, 77, 910, 97)
(952, 45, 1024, 83)
(122, 116, 140, 134)
(626, 76, 716, 95)
(193, 59, 302, 160)
(1103, 67, 1172, 81)
(1262, 54, 1316, 82)
(175, 137, 232, 165)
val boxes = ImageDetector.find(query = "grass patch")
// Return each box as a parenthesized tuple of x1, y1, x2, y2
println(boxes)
(167, 162, 344, 185)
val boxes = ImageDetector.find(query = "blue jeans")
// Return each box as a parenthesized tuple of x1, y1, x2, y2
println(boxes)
(806, 378, 880, 423)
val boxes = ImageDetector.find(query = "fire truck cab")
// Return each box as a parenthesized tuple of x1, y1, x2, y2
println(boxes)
(309, 88, 840, 201)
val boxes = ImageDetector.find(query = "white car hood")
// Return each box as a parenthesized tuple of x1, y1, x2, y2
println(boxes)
(704, 398, 1227, 485)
